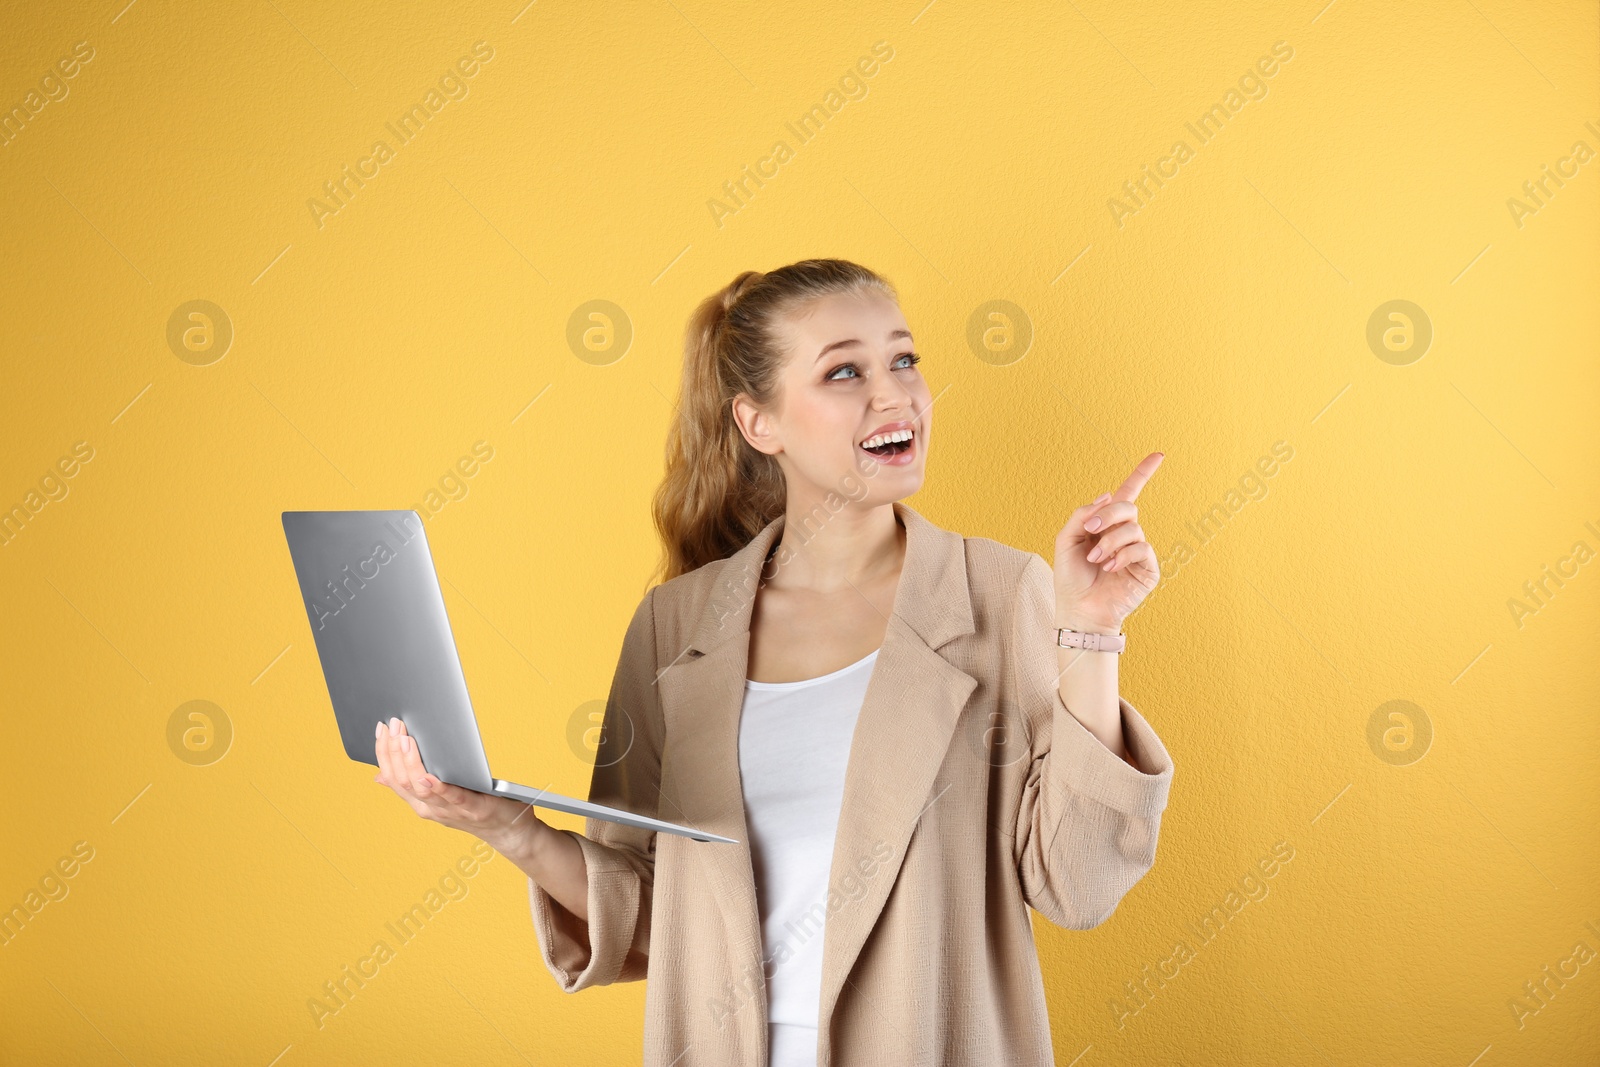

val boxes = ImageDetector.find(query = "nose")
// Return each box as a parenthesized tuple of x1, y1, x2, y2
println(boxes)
(869, 370, 917, 414)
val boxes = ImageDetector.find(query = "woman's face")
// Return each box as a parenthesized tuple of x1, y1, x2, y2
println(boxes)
(733, 291, 932, 507)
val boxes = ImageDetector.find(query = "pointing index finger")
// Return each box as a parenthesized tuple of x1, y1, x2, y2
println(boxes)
(1112, 451, 1165, 502)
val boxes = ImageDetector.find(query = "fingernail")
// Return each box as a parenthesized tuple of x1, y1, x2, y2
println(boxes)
(389, 717, 401, 732)
(1086, 517, 1101, 531)
(375, 722, 382, 738)
(1095, 492, 1111, 504)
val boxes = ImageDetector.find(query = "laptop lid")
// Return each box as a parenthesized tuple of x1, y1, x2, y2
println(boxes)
(281, 509, 737, 844)
(281, 509, 498, 795)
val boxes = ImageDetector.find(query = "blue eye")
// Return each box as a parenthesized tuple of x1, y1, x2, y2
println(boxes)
(826, 352, 920, 380)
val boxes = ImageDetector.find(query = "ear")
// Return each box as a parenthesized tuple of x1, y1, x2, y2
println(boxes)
(730, 392, 782, 456)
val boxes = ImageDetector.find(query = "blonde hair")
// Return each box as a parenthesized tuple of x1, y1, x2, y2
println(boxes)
(649, 258, 898, 585)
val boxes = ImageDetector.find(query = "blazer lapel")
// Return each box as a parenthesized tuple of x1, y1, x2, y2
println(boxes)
(654, 500, 978, 1054)
(651, 508, 789, 1047)
(814, 503, 977, 1040)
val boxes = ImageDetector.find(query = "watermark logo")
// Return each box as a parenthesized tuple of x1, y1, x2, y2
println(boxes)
(1109, 839, 1295, 1028)
(166, 300, 233, 366)
(412, 440, 494, 522)
(305, 513, 423, 631)
(966, 299, 1032, 366)
(566, 300, 632, 365)
(708, 839, 895, 1030)
(167, 700, 233, 766)
(566, 698, 634, 767)
(963, 696, 1035, 769)
(307, 840, 497, 1029)
(0, 840, 95, 948)
(1365, 699, 1431, 766)
(706, 41, 895, 230)
(306, 41, 495, 230)
(1508, 922, 1600, 1030)
(0, 40, 95, 151)
(1506, 123, 1599, 230)
(1107, 40, 1294, 229)
(696, 449, 902, 645)
(1, 440, 94, 549)
(1366, 299, 1431, 366)
(1506, 522, 1596, 630)
(1147, 440, 1293, 601)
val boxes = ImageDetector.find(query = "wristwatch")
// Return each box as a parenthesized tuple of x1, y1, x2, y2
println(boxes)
(1055, 627, 1126, 654)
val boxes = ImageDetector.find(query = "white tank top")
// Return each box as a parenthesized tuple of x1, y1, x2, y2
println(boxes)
(739, 647, 879, 1067)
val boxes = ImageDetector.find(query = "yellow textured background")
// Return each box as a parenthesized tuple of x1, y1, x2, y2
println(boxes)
(2, 1, 1597, 1064)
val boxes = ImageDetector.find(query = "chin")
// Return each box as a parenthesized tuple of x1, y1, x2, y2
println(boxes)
(851, 463, 925, 500)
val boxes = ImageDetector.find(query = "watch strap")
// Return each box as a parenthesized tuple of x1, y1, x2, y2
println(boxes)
(1055, 627, 1126, 653)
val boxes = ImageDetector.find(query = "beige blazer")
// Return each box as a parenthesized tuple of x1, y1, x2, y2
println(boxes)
(527, 500, 1175, 1066)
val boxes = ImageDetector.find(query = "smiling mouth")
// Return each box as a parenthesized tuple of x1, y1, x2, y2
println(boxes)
(859, 427, 916, 458)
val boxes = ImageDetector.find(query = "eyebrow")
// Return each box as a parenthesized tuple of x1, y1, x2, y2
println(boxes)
(813, 329, 914, 363)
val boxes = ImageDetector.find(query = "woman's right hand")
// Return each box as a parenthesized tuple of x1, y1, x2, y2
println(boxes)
(373, 716, 548, 854)
(373, 716, 594, 923)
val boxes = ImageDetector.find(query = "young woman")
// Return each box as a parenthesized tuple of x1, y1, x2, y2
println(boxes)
(373, 258, 1175, 1066)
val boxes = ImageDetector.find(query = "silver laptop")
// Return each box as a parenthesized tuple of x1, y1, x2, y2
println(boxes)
(281, 509, 734, 844)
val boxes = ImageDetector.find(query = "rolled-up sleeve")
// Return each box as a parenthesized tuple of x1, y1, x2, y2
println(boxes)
(1010, 553, 1174, 930)
(528, 585, 663, 991)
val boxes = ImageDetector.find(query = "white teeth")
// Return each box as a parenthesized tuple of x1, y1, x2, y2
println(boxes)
(860, 429, 914, 449)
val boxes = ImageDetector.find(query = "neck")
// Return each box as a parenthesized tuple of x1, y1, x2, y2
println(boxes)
(765, 500, 905, 594)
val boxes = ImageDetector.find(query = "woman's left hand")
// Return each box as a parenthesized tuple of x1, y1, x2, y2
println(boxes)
(1052, 452, 1165, 633)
